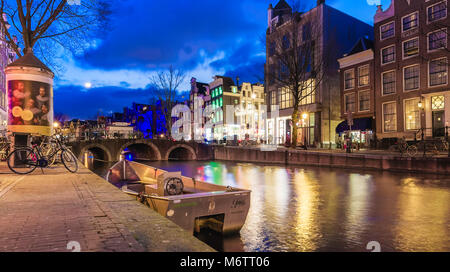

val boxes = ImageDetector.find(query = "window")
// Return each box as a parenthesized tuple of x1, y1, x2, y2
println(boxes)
(279, 87, 293, 109)
(431, 95, 445, 110)
(282, 35, 290, 49)
(428, 1, 447, 22)
(302, 23, 311, 42)
(269, 42, 276, 56)
(402, 12, 419, 32)
(429, 58, 448, 86)
(428, 30, 447, 51)
(380, 21, 395, 40)
(271, 91, 277, 105)
(344, 93, 356, 113)
(359, 91, 370, 112)
(382, 71, 396, 95)
(403, 38, 419, 58)
(300, 79, 316, 105)
(404, 98, 420, 130)
(381, 46, 395, 64)
(358, 65, 369, 87)
(344, 69, 355, 89)
(404, 65, 420, 91)
(383, 102, 397, 132)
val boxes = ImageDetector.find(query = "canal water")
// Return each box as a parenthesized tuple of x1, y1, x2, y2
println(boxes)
(92, 160, 450, 252)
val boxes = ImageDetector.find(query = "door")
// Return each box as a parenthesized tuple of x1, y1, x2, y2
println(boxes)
(432, 111, 445, 137)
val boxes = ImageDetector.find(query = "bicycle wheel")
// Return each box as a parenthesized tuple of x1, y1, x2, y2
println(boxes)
(61, 150, 78, 173)
(407, 145, 418, 157)
(44, 147, 58, 166)
(7, 148, 38, 175)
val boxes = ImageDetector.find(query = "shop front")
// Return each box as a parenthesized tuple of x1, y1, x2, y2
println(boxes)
(336, 117, 374, 148)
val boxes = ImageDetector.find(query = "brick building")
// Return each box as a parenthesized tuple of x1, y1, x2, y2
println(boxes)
(265, 0, 373, 147)
(338, 37, 376, 147)
(374, 0, 450, 141)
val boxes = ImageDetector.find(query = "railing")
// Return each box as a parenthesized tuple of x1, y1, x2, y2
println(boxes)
(413, 127, 450, 157)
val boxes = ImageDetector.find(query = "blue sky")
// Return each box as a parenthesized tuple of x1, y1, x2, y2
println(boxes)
(54, 0, 391, 119)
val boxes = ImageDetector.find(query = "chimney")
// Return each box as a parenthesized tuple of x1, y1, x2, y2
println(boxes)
(317, 0, 325, 6)
(268, 4, 273, 30)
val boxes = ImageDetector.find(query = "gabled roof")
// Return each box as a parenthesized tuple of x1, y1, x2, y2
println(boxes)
(274, 0, 291, 10)
(347, 37, 374, 56)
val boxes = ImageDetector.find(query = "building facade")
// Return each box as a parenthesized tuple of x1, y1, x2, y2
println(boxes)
(208, 75, 241, 141)
(0, 15, 17, 135)
(265, 0, 373, 147)
(236, 82, 265, 141)
(374, 0, 450, 141)
(338, 37, 376, 147)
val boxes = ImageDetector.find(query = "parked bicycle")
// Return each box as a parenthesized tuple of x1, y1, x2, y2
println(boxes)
(0, 138, 10, 161)
(388, 137, 418, 157)
(7, 134, 78, 175)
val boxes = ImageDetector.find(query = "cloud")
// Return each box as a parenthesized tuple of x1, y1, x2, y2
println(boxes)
(76, 0, 266, 71)
(54, 85, 156, 119)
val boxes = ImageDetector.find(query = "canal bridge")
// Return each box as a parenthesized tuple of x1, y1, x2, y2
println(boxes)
(68, 139, 215, 162)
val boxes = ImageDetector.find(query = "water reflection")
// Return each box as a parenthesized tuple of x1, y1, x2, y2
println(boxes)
(91, 160, 450, 252)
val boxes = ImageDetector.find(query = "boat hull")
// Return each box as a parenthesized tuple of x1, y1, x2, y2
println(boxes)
(106, 160, 251, 234)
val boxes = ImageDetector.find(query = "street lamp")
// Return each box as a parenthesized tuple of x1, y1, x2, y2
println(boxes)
(418, 99, 425, 157)
(446, 121, 450, 158)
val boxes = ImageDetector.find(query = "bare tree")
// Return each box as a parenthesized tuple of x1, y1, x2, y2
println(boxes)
(267, 2, 327, 147)
(149, 65, 186, 138)
(0, 0, 111, 69)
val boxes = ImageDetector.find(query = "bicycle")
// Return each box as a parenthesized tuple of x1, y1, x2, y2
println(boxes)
(0, 138, 10, 161)
(388, 137, 418, 157)
(7, 134, 78, 175)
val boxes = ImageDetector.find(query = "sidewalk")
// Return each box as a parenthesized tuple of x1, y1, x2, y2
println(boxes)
(0, 163, 214, 252)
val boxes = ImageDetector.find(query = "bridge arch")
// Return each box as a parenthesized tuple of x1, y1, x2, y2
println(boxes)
(118, 140, 162, 161)
(165, 144, 197, 161)
(79, 143, 113, 163)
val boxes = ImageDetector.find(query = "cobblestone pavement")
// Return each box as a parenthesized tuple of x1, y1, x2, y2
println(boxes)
(0, 163, 214, 252)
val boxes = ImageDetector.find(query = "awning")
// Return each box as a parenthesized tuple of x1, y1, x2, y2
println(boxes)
(336, 117, 373, 134)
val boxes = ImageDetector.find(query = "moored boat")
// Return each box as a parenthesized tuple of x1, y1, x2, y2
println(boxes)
(106, 159, 251, 234)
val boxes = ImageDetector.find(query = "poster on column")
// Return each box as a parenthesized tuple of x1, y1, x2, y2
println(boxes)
(7, 80, 53, 136)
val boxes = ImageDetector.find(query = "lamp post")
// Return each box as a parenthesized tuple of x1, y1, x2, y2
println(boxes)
(446, 122, 449, 158)
(418, 99, 425, 157)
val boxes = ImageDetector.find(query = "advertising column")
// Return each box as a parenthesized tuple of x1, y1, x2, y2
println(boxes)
(5, 50, 54, 146)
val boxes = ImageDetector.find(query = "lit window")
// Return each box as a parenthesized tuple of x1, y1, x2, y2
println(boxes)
(431, 95, 445, 110)
(405, 98, 420, 130)
(383, 102, 397, 132)
(358, 66, 369, 87)
(403, 38, 419, 58)
(300, 79, 315, 105)
(279, 87, 293, 109)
